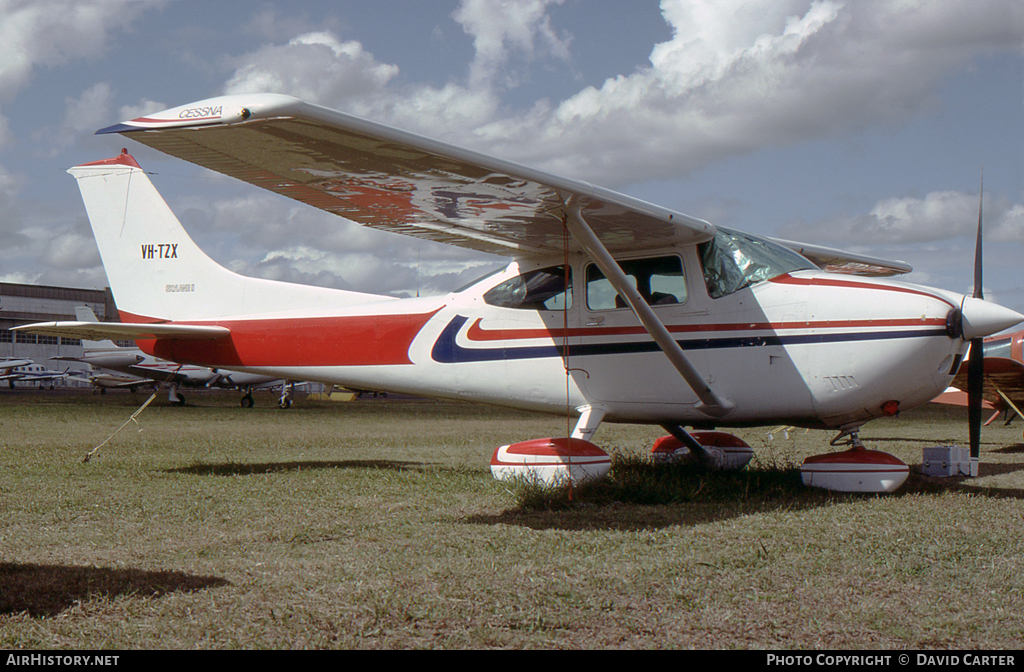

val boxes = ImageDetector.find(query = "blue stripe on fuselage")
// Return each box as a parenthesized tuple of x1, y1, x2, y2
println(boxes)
(430, 315, 949, 364)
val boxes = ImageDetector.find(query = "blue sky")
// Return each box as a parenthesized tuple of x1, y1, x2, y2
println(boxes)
(1, 0, 1022, 311)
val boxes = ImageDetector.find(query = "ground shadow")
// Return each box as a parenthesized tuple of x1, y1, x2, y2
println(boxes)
(976, 462, 1024, 478)
(471, 464, 1024, 532)
(466, 497, 832, 532)
(0, 563, 230, 617)
(469, 463, 836, 531)
(865, 436, 1013, 447)
(166, 459, 436, 476)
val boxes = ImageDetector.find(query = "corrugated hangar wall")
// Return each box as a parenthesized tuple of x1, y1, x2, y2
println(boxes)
(0, 282, 117, 385)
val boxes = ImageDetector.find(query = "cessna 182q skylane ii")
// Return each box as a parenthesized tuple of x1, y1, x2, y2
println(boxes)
(16, 94, 1023, 493)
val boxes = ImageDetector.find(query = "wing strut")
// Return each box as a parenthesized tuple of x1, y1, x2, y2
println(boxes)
(563, 198, 735, 418)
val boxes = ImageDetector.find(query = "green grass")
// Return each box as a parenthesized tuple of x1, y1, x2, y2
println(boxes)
(2, 389, 1024, 648)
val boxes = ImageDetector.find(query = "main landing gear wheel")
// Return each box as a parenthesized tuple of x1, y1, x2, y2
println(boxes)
(241, 393, 255, 408)
(650, 427, 754, 470)
(799, 428, 909, 493)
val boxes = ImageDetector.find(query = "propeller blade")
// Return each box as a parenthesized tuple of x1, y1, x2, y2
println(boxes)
(974, 169, 984, 301)
(967, 173, 984, 475)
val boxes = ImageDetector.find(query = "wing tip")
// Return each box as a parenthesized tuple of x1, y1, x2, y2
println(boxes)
(95, 93, 304, 135)
(96, 122, 138, 136)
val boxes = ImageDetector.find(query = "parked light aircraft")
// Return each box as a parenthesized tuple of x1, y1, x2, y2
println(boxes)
(15, 94, 1024, 490)
(0, 358, 69, 389)
(0, 358, 33, 379)
(67, 368, 152, 393)
(53, 306, 294, 408)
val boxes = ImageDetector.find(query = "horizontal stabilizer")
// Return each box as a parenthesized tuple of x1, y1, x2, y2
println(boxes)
(12, 321, 230, 342)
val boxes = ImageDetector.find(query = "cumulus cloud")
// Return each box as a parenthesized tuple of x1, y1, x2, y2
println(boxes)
(493, 0, 1023, 184)
(11, 0, 1013, 296)
(780, 190, 1024, 246)
(0, 1, 165, 285)
(0, 0, 157, 102)
(169, 189, 503, 297)
(453, 0, 572, 88)
(0, 213, 104, 288)
(37, 82, 113, 155)
(217, 0, 578, 137)
(0, 162, 28, 252)
(211, 0, 1022, 190)
(222, 31, 399, 117)
(246, 244, 499, 298)
(179, 0, 1024, 297)
(118, 98, 167, 122)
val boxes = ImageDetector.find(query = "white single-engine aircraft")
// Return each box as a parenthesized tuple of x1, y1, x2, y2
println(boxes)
(54, 306, 294, 407)
(0, 358, 69, 389)
(16, 94, 1024, 492)
(0, 358, 34, 379)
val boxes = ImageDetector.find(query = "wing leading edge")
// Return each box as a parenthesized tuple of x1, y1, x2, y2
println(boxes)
(11, 322, 230, 342)
(771, 238, 912, 277)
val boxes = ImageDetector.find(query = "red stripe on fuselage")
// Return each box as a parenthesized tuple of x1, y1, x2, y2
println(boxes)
(768, 274, 958, 308)
(466, 274, 953, 342)
(121, 309, 441, 367)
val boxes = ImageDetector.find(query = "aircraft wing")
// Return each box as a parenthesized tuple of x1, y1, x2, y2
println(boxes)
(106, 378, 157, 389)
(12, 322, 230, 342)
(127, 363, 197, 385)
(74, 371, 154, 389)
(97, 94, 716, 256)
(771, 238, 912, 277)
(97, 94, 911, 275)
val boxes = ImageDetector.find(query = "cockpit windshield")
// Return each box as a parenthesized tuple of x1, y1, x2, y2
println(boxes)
(698, 228, 816, 299)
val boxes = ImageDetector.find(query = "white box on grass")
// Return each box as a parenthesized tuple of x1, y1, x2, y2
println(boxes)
(922, 446, 971, 477)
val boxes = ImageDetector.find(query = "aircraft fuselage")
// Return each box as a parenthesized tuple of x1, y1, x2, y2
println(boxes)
(138, 247, 966, 431)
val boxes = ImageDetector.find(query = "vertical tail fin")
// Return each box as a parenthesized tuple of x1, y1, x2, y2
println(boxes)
(69, 151, 385, 322)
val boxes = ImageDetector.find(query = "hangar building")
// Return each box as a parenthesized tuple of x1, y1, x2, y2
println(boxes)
(0, 281, 118, 385)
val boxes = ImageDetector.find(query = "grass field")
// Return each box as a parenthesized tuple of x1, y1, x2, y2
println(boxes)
(2, 388, 1023, 649)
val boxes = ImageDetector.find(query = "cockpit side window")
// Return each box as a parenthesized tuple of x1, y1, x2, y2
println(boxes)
(483, 265, 572, 310)
(698, 227, 816, 299)
(586, 256, 687, 311)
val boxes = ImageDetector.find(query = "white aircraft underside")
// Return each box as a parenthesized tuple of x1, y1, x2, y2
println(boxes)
(14, 94, 1024, 488)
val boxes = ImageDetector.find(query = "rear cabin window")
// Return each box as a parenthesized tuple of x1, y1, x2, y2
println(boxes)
(483, 265, 572, 310)
(586, 256, 687, 311)
(698, 227, 815, 299)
